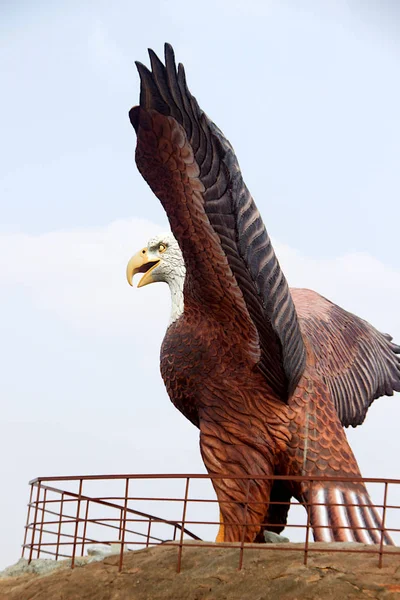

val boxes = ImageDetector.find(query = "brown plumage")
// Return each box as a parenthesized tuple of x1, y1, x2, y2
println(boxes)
(128, 45, 399, 544)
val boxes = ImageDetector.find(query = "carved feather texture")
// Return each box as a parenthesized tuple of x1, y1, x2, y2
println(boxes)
(130, 43, 306, 399)
(309, 485, 393, 544)
(293, 289, 400, 427)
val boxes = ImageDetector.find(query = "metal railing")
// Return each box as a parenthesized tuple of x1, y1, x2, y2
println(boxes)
(22, 474, 400, 572)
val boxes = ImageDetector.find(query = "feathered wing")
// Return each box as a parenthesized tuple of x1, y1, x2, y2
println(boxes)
(130, 44, 306, 399)
(292, 289, 400, 427)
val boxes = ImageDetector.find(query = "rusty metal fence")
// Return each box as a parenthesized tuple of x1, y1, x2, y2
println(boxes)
(22, 474, 400, 572)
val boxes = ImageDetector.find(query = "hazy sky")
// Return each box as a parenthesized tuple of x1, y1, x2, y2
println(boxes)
(1, 0, 400, 569)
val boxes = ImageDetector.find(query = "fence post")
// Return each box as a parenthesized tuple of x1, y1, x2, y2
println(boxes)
(378, 482, 389, 569)
(176, 477, 190, 573)
(81, 500, 90, 557)
(118, 478, 130, 572)
(37, 488, 47, 558)
(22, 484, 34, 558)
(146, 518, 152, 547)
(71, 479, 83, 569)
(28, 482, 41, 564)
(55, 492, 65, 560)
(238, 478, 251, 571)
(304, 480, 313, 566)
(118, 508, 124, 542)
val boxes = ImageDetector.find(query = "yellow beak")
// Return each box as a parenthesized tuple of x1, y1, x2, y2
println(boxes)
(126, 248, 161, 288)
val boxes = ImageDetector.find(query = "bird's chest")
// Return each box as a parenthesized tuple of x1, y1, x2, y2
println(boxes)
(160, 315, 244, 426)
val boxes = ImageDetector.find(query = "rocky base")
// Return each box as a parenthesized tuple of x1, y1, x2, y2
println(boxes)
(0, 542, 399, 599)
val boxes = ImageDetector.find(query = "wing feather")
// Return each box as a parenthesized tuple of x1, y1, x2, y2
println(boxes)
(293, 289, 400, 427)
(130, 44, 306, 398)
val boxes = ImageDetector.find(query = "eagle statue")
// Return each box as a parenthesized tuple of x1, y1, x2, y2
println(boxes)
(126, 44, 399, 545)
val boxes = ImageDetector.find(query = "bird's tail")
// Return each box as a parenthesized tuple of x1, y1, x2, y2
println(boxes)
(310, 483, 393, 545)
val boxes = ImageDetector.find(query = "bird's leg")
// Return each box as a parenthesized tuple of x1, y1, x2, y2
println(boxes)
(215, 511, 225, 543)
(213, 477, 273, 543)
(200, 425, 275, 543)
(253, 479, 292, 542)
(286, 380, 394, 544)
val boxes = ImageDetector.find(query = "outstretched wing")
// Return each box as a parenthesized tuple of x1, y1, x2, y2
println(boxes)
(293, 289, 400, 427)
(129, 44, 305, 399)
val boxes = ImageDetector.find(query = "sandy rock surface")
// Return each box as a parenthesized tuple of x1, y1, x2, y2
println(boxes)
(0, 542, 399, 600)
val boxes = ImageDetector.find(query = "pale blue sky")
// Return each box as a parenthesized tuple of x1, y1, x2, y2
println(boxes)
(2, 1, 400, 262)
(1, 0, 400, 569)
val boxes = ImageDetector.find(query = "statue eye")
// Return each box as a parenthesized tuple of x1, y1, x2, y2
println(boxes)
(158, 243, 167, 253)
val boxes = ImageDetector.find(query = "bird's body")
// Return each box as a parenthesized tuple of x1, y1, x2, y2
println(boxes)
(161, 299, 292, 542)
(126, 45, 398, 544)
(160, 284, 392, 543)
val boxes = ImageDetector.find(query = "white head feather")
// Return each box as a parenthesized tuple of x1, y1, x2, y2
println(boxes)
(142, 232, 185, 324)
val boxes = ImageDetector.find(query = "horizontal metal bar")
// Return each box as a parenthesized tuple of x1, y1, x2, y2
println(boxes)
(24, 541, 400, 560)
(26, 517, 400, 536)
(24, 539, 161, 548)
(29, 474, 400, 485)
(27, 496, 395, 511)
(21, 546, 71, 559)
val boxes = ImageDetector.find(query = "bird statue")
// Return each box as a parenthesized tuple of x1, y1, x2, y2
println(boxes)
(126, 44, 399, 545)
